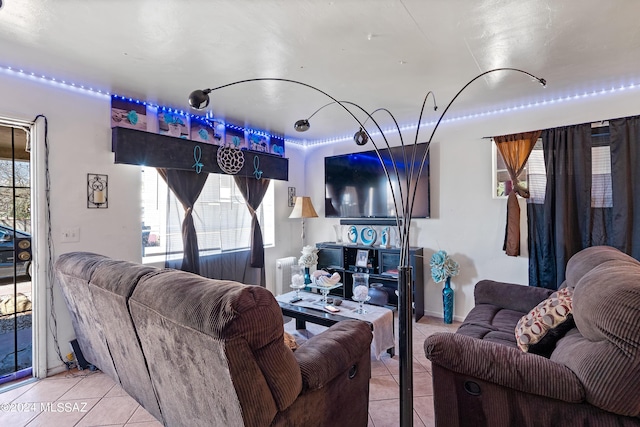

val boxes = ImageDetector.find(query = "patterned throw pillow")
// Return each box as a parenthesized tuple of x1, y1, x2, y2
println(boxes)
(515, 287, 575, 357)
(283, 331, 299, 351)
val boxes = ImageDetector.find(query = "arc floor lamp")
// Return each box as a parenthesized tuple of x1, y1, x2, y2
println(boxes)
(188, 68, 545, 427)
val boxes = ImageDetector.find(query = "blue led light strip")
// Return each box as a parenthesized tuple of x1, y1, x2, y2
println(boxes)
(2, 64, 638, 147)
(111, 94, 285, 141)
(0, 64, 289, 144)
(303, 83, 640, 147)
(0, 65, 111, 96)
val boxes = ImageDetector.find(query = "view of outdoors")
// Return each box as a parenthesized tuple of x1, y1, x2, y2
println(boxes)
(0, 150, 32, 379)
(141, 167, 275, 263)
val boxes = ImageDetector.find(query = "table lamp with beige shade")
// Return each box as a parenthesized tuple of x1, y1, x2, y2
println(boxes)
(288, 196, 318, 244)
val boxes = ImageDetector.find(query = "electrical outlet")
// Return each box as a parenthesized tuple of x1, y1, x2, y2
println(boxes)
(61, 227, 80, 243)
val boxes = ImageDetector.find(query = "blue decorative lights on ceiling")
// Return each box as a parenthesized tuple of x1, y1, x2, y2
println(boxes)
(0, 64, 287, 144)
(1, 63, 638, 147)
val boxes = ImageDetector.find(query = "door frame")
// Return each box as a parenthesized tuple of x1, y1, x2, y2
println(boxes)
(0, 115, 46, 379)
(31, 117, 47, 379)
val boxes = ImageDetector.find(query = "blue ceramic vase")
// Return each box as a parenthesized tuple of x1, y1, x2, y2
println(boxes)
(304, 267, 311, 285)
(443, 277, 454, 324)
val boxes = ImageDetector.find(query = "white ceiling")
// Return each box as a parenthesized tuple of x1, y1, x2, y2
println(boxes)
(1, 0, 639, 144)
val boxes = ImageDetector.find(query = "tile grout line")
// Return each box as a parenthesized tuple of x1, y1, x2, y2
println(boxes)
(72, 375, 113, 427)
(3, 316, 453, 426)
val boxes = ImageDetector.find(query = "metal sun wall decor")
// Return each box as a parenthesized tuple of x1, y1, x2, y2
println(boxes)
(87, 173, 108, 208)
(188, 68, 546, 427)
(216, 140, 245, 174)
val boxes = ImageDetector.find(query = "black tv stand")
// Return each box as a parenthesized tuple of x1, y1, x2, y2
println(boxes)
(315, 242, 424, 321)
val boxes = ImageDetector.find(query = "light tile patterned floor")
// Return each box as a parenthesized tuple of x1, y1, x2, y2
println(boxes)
(0, 315, 459, 427)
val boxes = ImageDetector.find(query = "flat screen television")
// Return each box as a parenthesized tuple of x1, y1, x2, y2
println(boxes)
(324, 143, 430, 218)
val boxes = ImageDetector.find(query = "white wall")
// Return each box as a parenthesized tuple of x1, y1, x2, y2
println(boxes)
(264, 142, 308, 293)
(0, 75, 144, 375)
(303, 87, 640, 321)
(0, 72, 308, 374)
(2, 70, 640, 374)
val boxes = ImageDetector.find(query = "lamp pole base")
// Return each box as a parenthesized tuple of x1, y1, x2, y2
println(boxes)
(398, 265, 413, 427)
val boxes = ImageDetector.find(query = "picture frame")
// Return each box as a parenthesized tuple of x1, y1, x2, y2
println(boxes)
(356, 249, 369, 267)
(246, 130, 270, 153)
(190, 118, 224, 144)
(288, 187, 296, 207)
(270, 136, 285, 157)
(225, 128, 248, 150)
(111, 98, 147, 131)
(158, 111, 189, 139)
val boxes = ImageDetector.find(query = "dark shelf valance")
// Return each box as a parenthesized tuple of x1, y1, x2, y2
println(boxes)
(339, 219, 402, 226)
(112, 127, 289, 181)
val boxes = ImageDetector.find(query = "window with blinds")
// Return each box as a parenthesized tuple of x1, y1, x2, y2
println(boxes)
(526, 139, 546, 204)
(526, 126, 612, 207)
(141, 167, 275, 262)
(591, 128, 613, 208)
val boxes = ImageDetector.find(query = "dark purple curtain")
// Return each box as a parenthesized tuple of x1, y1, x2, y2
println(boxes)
(528, 117, 640, 289)
(527, 124, 592, 289)
(158, 168, 208, 274)
(610, 116, 640, 259)
(233, 176, 271, 269)
(523, 118, 640, 288)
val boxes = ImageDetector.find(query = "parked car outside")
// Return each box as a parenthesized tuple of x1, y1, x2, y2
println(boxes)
(0, 225, 31, 280)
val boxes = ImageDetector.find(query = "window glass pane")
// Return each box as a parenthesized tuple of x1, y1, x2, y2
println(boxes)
(0, 160, 31, 233)
(527, 142, 546, 204)
(591, 145, 612, 208)
(261, 183, 275, 245)
(525, 134, 613, 207)
(493, 138, 540, 199)
(141, 167, 274, 262)
(141, 168, 167, 258)
(0, 188, 14, 228)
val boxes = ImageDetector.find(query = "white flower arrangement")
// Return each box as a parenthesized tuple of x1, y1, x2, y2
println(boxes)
(430, 250, 460, 283)
(298, 245, 318, 267)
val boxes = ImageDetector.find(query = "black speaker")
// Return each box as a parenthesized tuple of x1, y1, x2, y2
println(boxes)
(69, 339, 90, 370)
